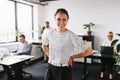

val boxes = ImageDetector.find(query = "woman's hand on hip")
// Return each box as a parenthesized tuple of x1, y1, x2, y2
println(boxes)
(67, 56, 74, 67)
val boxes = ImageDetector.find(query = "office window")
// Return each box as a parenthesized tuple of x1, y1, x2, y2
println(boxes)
(0, 0, 33, 43)
(17, 3, 33, 41)
(0, 0, 15, 43)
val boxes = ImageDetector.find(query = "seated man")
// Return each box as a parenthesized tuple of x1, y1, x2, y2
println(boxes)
(2, 34, 32, 80)
(13, 34, 32, 55)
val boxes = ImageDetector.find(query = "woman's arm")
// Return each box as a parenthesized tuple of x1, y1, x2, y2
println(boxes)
(72, 47, 92, 58)
(42, 45, 49, 57)
(67, 47, 93, 67)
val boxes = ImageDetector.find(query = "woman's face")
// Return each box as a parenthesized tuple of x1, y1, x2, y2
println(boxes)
(55, 12, 68, 30)
(108, 33, 113, 41)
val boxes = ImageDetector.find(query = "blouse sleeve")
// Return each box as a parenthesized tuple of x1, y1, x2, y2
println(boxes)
(71, 34, 89, 54)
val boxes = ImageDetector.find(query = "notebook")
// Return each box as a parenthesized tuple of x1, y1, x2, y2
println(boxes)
(100, 46, 114, 56)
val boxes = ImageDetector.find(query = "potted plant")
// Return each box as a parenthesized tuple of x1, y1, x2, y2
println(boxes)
(83, 22, 95, 36)
(38, 25, 45, 40)
(111, 33, 120, 73)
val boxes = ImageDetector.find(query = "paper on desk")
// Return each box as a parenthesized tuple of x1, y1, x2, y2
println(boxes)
(13, 55, 34, 59)
(93, 50, 98, 53)
(93, 53, 101, 56)
(0, 55, 34, 65)
(10, 53, 16, 56)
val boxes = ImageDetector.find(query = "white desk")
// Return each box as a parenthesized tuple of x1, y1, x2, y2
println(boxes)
(0, 55, 34, 80)
(0, 55, 34, 66)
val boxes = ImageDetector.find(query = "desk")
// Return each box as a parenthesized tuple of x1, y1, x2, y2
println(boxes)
(81, 53, 116, 80)
(0, 55, 34, 80)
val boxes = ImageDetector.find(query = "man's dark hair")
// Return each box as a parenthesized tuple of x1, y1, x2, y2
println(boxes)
(55, 8, 69, 19)
(45, 21, 49, 24)
(19, 34, 25, 38)
(108, 31, 113, 35)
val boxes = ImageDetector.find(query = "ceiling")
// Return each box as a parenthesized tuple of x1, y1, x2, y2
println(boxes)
(23, 0, 58, 5)
(39, 0, 58, 2)
(23, 0, 58, 3)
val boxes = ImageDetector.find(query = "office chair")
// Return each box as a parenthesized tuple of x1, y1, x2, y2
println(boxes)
(21, 43, 33, 79)
(22, 61, 32, 79)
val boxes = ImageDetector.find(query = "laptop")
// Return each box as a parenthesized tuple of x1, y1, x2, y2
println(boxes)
(0, 48, 11, 57)
(100, 46, 114, 57)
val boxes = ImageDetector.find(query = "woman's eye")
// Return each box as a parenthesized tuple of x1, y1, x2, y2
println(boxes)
(57, 18, 61, 21)
(63, 19, 66, 21)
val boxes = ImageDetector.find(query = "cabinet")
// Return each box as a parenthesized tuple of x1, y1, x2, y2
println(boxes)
(78, 35, 94, 49)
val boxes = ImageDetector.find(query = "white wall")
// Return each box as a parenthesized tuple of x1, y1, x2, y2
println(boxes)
(33, 4, 44, 40)
(41, 0, 120, 51)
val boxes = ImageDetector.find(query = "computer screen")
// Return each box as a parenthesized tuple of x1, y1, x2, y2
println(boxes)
(100, 46, 114, 56)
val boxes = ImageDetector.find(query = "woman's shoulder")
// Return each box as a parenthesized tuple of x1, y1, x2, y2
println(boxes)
(46, 29, 55, 34)
(66, 30, 78, 38)
(67, 30, 76, 35)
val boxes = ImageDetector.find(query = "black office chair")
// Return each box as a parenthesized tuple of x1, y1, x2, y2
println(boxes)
(22, 61, 32, 80)
(22, 43, 33, 79)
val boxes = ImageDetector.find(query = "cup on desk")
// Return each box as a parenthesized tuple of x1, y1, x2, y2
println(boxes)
(9, 50, 12, 53)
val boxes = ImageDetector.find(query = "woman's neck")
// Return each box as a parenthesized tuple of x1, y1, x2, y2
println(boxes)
(56, 28, 67, 32)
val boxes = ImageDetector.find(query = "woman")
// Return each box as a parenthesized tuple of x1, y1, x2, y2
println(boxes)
(100, 31, 116, 80)
(42, 8, 92, 80)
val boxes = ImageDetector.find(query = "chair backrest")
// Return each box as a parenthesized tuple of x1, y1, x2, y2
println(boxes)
(28, 43, 32, 55)
(100, 46, 114, 56)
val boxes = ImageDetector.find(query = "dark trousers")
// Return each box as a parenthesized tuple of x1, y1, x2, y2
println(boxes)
(101, 58, 116, 74)
(48, 64, 72, 80)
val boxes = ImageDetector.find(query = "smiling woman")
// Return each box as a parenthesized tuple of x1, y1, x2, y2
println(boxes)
(42, 8, 92, 80)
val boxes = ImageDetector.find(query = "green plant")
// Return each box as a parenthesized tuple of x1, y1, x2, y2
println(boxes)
(111, 33, 120, 66)
(38, 25, 44, 34)
(83, 22, 95, 31)
(38, 25, 45, 39)
(111, 34, 120, 53)
(15, 30, 24, 38)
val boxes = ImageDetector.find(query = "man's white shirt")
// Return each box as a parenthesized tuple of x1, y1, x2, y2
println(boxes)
(42, 27, 54, 39)
(17, 41, 28, 53)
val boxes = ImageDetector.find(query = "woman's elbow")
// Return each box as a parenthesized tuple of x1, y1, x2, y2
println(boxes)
(87, 48, 93, 56)
(42, 45, 46, 49)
